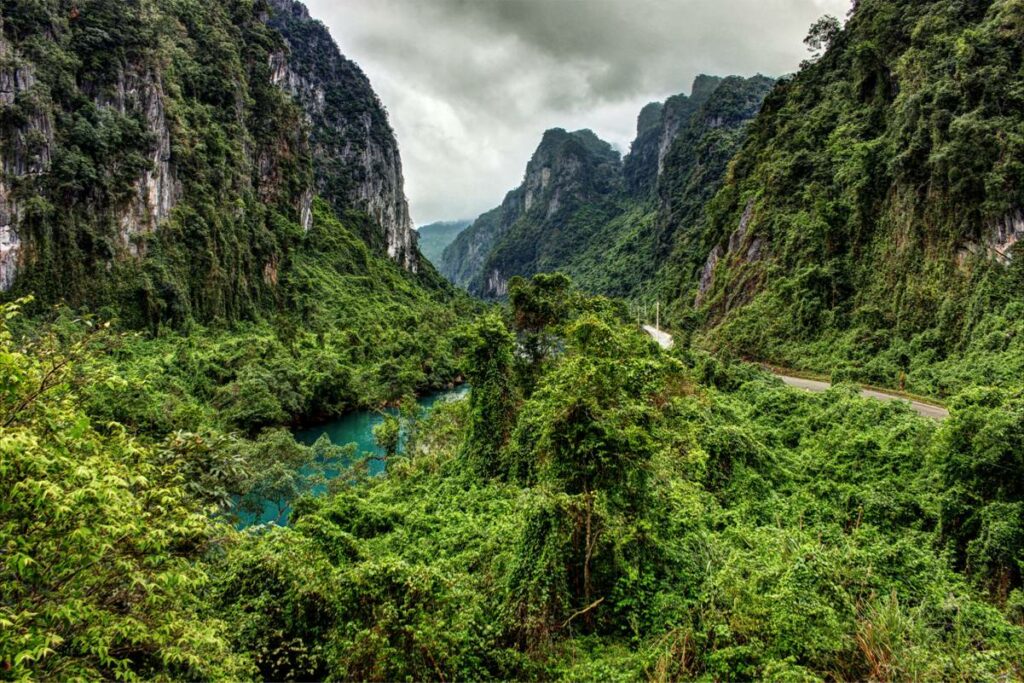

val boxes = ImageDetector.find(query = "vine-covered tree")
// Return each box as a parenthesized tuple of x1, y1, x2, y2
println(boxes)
(461, 314, 520, 478)
(508, 272, 573, 395)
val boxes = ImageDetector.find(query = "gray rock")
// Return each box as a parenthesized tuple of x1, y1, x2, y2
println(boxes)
(267, 0, 419, 272)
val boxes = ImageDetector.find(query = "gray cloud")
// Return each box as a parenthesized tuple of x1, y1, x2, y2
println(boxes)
(304, 0, 852, 225)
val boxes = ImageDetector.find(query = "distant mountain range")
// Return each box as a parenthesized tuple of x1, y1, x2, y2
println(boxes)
(416, 220, 472, 265)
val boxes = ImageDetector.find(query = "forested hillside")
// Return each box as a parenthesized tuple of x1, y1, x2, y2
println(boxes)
(684, 0, 1024, 396)
(440, 75, 774, 299)
(0, 0, 426, 326)
(0, 0, 469, 417)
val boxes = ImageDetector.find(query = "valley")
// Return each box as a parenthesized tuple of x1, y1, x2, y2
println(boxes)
(2, 0, 1024, 680)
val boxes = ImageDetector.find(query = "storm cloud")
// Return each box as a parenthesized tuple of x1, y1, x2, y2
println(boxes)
(304, 0, 852, 225)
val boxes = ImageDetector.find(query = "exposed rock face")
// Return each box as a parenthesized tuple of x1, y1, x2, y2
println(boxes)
(987, 209, 1024, 260)
(622, 101, 664, 196)
(0, 209, 20, 291)
(486, 268, 509, 298)
(441, 128, 621, 297)
(98, 69, 182, 253)
(0, 0, 421, 315)
(695, 200, 762, 307)
(440, 196, 525, 289)
(696, 200, 759, 303)
(0, 22, 52, 291)
(696, 245, 723, 306)
(0, 8, 302, 297)
(953, 209, 1024, 267)
(655, 74, 774, 258)
(727, 200, 759, 259)
(267, 0, 418, 271)
(622, 76, 722, 198)
(656, 76, 723, 177)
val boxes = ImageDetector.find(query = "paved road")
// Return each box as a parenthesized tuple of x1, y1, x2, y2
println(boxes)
(776, 374, 949, 421)
(641, 326, 949, 421)
(643, 325, 674, 350)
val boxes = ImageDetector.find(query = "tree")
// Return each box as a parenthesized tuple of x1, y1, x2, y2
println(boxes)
(461, 314, 519, 478)
(373, 414, 401, 459)
(937, 388, 1024, 597)
(506, 316, 659, 637)
(508, 272, 572, 395)
(805, 14, 841, 58)
(0, 302, 250, 679)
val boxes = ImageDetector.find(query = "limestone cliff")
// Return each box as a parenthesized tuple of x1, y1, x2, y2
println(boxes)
(0, 0, 421, 324)
(441, 128, 622, 297)
(0, 16, 51, 290)
(440, 194, 525, 291)
(654, 74, 775, 255)
(440, 75, 772, 299)
(267, 0, 418, 271)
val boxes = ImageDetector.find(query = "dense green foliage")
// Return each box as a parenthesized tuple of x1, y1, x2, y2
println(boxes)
(681, 0, 1024, 398)
(0, 302, 252, 680)
(72, 203, 470, 433)
(5, 274, 1024, 679)
(202, 280, 1024, 680)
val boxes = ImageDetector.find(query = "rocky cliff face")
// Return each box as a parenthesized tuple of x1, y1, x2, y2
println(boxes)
(441, 75, 772, 299)
(102, 68, 182, 253)
(442, 128, 621, 297)
(0, 0, 421, 323)
(621, 75, 724, 200)
(519, 129, 621, 218)
(440, 193, 525, 289)
(267, 0, 418, 272)
(0, 16, 51, 291)
(622, 101, 664, 196)
(654, 74, 774, 256)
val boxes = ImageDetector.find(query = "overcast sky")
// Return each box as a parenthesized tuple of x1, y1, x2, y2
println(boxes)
(304, 0, 852, 226)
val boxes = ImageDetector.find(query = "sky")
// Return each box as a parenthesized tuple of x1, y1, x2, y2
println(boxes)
(304, 0, 853, 226)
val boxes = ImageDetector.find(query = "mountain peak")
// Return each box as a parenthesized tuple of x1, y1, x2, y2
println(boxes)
(267, 0, 311, 21)
(690, 74, 724, 102)
(533, 128, 619, 164)
(637, 102, 665, 136)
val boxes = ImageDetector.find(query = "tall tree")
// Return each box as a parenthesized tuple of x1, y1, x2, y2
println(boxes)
(461, 314, 519, 478)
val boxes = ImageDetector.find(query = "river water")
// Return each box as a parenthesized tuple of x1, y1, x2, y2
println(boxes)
(240, 385, 469, 526)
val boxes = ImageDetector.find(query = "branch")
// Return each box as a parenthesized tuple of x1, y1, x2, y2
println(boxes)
(560, 597, 604, 630)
